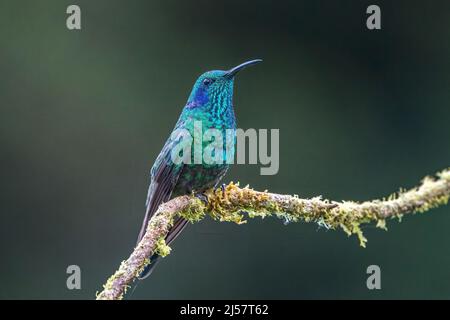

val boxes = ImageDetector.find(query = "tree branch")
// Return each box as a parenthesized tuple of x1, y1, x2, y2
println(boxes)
(96, 168, 450, 300)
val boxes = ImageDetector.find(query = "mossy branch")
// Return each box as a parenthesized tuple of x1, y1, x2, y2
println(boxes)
(96, 168, 450, 300)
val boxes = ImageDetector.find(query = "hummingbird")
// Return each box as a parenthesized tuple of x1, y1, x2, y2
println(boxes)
(137, 59, 262, 279)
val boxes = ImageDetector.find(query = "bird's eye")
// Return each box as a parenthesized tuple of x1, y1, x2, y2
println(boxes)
(203, 78, 213, 86)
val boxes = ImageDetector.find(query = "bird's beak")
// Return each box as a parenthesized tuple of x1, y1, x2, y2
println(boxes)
(224, 59, 263, 78)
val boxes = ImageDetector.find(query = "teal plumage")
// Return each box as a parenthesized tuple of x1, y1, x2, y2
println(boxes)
(137, 60, 262, 279)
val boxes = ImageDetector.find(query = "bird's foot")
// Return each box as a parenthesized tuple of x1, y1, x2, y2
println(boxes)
(195, 193, 208, 205)
(221, 183, 227, 197)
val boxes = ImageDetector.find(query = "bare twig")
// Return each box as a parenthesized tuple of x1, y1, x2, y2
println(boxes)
(96, 168, 450, 300)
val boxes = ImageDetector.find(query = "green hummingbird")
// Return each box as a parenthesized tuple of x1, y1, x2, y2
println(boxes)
(137, 59, 262, 279)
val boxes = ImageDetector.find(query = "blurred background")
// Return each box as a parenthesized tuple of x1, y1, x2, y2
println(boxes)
(1, 0, 450, 299)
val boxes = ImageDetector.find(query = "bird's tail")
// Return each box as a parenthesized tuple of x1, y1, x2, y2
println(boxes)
(138, 253, 162, 280)
(137, 216, 189, 280)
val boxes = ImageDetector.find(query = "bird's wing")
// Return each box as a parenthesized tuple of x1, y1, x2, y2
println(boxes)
(136, 136, 184, 243)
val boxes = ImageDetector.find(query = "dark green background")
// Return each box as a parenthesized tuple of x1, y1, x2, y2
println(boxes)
(1, 0, 449, 299)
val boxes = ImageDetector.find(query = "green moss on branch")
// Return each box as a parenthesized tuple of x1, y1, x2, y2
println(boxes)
(97, 168, 450, 300)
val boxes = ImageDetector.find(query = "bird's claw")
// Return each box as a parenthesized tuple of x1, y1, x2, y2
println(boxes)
(195, 193, 208, 205)
(221, 183, 226, 197)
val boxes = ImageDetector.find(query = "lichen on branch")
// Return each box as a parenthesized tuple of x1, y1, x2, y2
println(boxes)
(96, 168, 450, 300)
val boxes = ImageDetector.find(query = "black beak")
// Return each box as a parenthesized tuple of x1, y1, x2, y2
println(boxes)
(225, 59, 262, 78)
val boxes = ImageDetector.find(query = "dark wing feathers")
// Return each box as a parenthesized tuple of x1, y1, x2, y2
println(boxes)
(166, 216, 189, 244)
(137, 138, 183, 243)
(136, 128, 194, 280)
(137, 128, 191, 246)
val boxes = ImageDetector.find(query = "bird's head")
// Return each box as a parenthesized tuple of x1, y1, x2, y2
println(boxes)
(186, 59, 262, 109)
